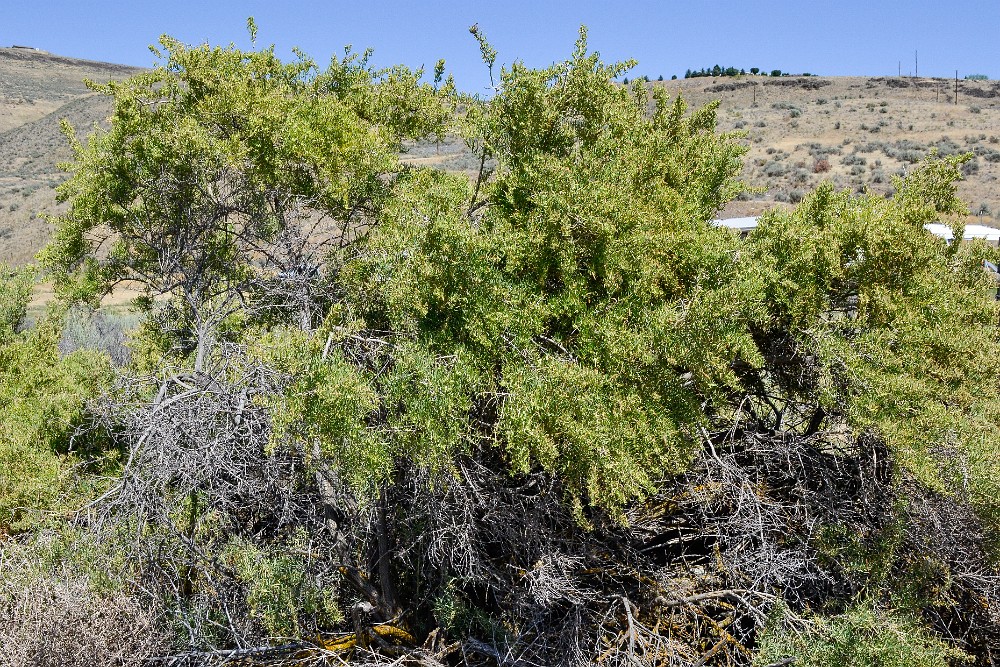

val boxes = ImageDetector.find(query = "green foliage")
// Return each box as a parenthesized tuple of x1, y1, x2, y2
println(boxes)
(748, 157, 1000, 529)
(756, 604, 970, 667)
(256, 326, 384, 494)
(329, 28, 758, 511)
(0, 265, 32, 337)
(40, 33, 453, 309)
(0, 268, 113, 533)
(223, 532, 341, 636)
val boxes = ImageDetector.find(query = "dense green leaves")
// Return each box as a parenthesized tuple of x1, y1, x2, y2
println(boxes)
(756, 604, 970, 667)
(748, 160, 1000, 526)
(0, 269, 113, 532)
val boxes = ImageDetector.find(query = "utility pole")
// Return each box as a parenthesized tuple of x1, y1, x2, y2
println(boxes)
(898, 61, 901, 77)
(915, 50, 918, 78)
(956, 70, 959, 105)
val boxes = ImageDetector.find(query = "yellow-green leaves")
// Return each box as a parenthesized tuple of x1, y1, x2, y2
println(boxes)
(748, 156, 1000, 530)
(42, 35, 452, 308)
(256, 327, 383, 495)
(0, 294, 113, 532)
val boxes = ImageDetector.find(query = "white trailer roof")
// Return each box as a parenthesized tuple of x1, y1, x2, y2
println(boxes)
(924, 223, 1000, 242)
(924, 223, 954, 241)
(712, 217, 759, 232)
(962, 224, 1000, 241)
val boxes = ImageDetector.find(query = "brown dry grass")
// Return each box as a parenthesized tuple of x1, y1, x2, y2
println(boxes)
(656, 75, 1000, 223)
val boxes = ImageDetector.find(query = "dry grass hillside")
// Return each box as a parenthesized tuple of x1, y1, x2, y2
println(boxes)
(664, 74, 1000, 221)
(0, 47, 139, 265)
(415, 74, 1000, 223)
(3, 49, 999, 267)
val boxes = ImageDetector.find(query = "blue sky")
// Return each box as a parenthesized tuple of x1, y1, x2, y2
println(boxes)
(4, 1, 999, 92)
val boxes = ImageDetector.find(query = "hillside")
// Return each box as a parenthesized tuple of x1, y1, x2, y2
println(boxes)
(0, 47, 140, 265)
(2, 50, 1000, 265)
(670, 74, 1000, 220)
(415, 74, 1000, 221)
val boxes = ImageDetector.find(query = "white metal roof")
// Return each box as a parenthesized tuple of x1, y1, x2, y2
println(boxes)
(712, 216, 759, 232)
(710, 218, 1000, 243)
(924, 223, 1000, 242)
(962, 224, 1000, 241)
(924, 223, 954, 241)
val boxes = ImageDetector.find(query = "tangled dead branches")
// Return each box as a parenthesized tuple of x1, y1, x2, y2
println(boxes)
(39, 335, 996, 667)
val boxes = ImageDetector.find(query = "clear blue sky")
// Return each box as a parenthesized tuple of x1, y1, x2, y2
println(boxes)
(4, 1, 999, 92)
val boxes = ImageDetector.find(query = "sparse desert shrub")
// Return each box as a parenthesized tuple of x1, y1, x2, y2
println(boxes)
(0, 573, 168, 667)
(58, 307, 138, 366)
(0, 534, 169, 667)
(850, 165, 866, 176)
(883, 140, 927, 164)
(932, 137, 962, 156)
(813, 158, 831, 173)
(962, 158, 980, 175)
(788, 188, 805, 203)
(764, 161, 789, 177)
